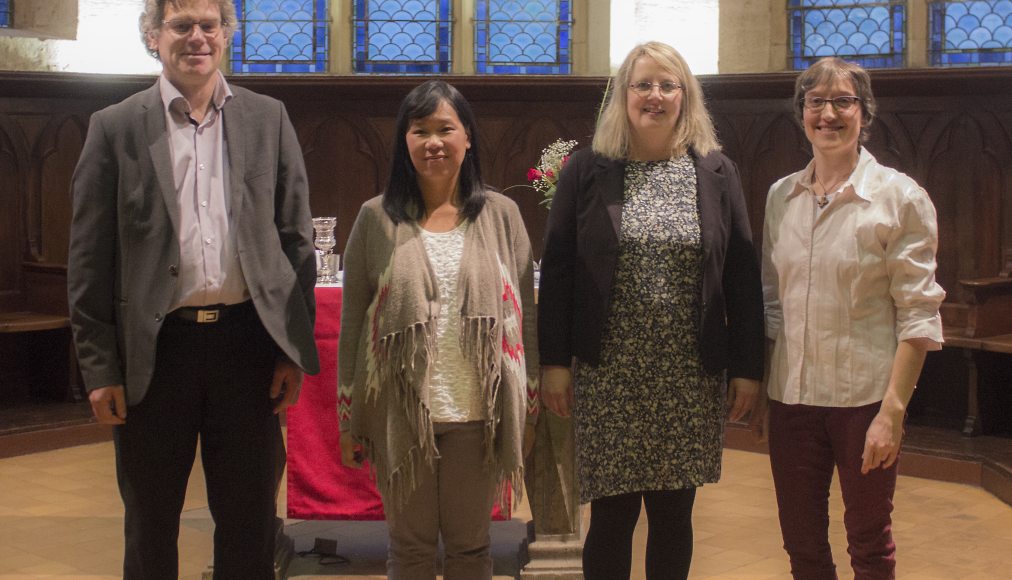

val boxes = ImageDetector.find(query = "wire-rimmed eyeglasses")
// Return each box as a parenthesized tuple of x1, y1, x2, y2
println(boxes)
(628, 81, 683, 97)
(161, 18, 225, 37)
(801, 96, 862, 113)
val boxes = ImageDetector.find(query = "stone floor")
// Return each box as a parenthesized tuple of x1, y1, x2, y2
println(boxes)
(2, 432, 1012, 579)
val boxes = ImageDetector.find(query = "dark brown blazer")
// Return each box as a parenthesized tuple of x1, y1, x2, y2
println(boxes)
(537, 147, 764, 381)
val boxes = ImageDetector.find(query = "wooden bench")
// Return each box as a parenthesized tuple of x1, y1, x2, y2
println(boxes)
(957, 277, 1012, 339)
(0, 311, 81, 402)
(941, 268, 1012, 436)
(944, 331, 1012, 436)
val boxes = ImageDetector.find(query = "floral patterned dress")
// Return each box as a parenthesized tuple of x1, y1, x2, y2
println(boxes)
(573, 154, 725, 503)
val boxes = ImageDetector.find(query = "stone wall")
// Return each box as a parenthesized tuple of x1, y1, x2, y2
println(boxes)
(0, 0, 157, 73)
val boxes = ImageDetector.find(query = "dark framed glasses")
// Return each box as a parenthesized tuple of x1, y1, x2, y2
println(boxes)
(801, 96, 862, 112)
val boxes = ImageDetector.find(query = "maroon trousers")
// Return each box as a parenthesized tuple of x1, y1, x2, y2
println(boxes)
(768, 400, 898, 580)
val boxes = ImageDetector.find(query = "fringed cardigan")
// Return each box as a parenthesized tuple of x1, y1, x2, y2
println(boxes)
(337, 192, 540, 510)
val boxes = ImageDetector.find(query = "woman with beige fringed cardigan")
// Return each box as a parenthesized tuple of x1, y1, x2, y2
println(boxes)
(337, 80, 539, 580)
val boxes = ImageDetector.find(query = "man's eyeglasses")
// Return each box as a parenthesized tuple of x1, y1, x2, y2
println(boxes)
(629, 81, 682, 97)
(801, 96, 862, 113)
(162, 19, 225, 37)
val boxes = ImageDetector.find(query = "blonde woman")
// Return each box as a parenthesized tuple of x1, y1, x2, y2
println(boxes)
(538, 42, 764, 579)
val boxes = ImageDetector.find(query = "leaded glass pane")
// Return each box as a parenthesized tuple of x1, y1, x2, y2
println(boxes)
(353, 0, 452, 74)
(788, 0, 906, 69)
(231, 0, 329, 73)
(474, 1, 572, 74)
(929, 1, 1012, 65)
(0, 0, 10, 28)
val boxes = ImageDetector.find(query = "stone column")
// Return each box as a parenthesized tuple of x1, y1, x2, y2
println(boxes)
(521, 410, 583, 579)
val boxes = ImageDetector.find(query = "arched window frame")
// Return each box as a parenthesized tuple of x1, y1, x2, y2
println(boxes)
(231, 0, 588, 75)
(788, 0, 908, 69)
(928, 0, 1012, 66)
(474, 0, 574, 74)
(351, 0, 454, 73)
(231, 0, 330, 73)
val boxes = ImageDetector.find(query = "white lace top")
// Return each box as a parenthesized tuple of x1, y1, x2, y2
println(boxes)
(421, 221, 484, 422)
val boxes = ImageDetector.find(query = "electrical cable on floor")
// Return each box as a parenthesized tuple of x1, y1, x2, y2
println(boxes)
(297, 537, 351, 566)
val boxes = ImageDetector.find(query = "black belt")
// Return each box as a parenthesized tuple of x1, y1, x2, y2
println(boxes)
(167, 301, 253, 324)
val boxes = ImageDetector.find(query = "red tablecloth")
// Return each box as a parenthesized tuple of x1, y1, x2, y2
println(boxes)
(286, 286, 385, 520)
(286, 286, 509, 520)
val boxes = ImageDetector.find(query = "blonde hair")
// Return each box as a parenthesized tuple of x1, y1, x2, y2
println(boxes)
(593, 41, 720, 160)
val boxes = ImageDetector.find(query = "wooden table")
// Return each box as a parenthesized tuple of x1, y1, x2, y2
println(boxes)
(943, 330, 1012, 436)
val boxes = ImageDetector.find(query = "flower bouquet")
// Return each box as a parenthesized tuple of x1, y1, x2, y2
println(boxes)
(519, 138, 577, 210)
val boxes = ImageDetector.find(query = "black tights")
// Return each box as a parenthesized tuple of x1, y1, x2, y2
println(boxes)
(582, 489, 697, 580)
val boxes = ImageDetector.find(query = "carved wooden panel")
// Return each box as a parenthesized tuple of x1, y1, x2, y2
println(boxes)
(30, 115, 86, 266)
(0, 70, 1008, 321)
(250, 78, 604, 258)
(0, 114, 23, 310)
(295, 112, 388, 255)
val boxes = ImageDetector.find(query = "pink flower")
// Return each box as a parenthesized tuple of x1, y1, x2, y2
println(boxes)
(562, 155, 570, 166)
(527, 168, 543, 181)
(545, 170, 555, 179)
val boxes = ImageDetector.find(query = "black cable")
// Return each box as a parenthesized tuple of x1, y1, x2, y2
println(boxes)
(296, 547, 351, 566)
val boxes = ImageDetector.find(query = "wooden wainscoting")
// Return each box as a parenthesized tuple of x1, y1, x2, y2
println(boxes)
(1, 68, 1010, 428)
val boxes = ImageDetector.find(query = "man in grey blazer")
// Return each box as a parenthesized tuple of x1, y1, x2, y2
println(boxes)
(67, 1, 319, 578)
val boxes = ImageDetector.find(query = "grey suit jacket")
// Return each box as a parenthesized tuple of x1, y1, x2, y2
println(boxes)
(68, 80, 320, 405)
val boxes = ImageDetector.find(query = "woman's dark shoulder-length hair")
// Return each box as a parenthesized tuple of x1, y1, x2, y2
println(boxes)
(383, 80, 486, 224)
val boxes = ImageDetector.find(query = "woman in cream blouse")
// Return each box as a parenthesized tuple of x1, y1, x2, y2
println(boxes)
(760, 57, 945, 579)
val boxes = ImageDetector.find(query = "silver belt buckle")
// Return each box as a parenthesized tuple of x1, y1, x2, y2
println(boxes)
(196, 309, 220, 323)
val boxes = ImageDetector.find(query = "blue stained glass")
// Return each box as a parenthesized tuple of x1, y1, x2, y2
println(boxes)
(788, 0, 906, 69)
(353, 0, 452, 73)
(0, 0, 9, 28)
(475, 1, 572, 75)
(798, 0, 877, 5)
(930, 1, 1012, 65)
(231, 0, 329, 73)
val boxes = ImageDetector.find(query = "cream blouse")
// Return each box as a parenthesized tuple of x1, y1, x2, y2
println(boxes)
(762, 148, 946, 407)
(421, 222, 484, 422)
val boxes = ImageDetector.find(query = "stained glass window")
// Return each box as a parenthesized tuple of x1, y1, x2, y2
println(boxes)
(231, 0, 329, 73)
(474, 1, 573, 74)
(0, 0, 10, 29)
(929, 1, 1012, 65)
(353, 0, 452, 74)
(788, 0, 907, 69)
